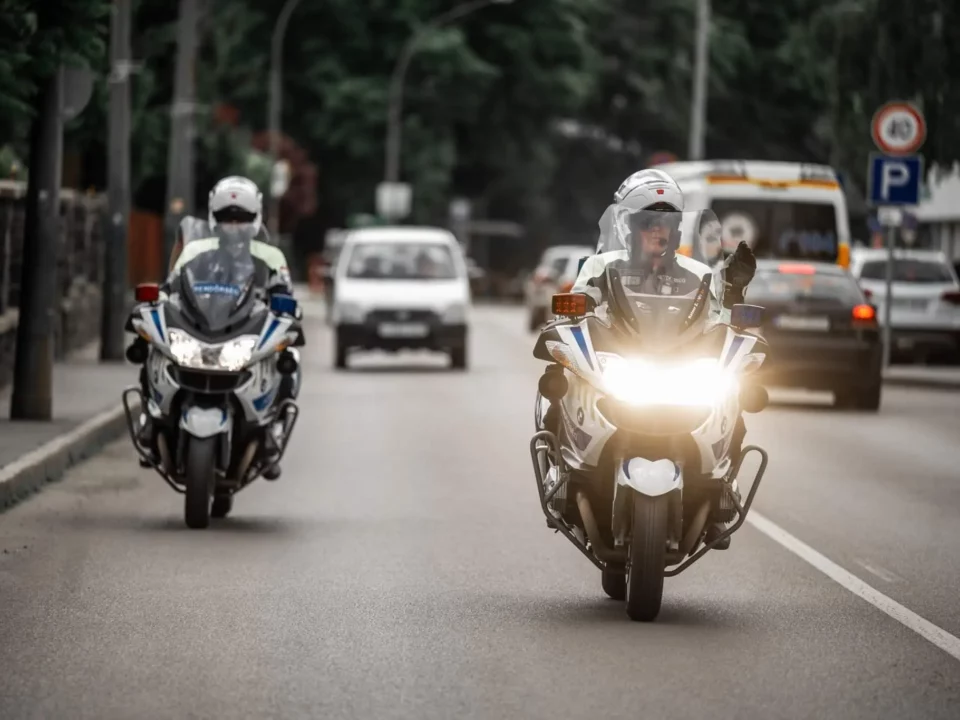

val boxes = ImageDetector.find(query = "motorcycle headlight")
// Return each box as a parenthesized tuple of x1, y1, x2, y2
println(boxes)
(218, 336, 258, 371)
(168, 329, 203, 367)
(167, 329, 259, 371)
(599, 354, 736, 407)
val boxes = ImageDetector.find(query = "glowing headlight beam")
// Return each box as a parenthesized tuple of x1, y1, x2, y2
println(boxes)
(219, 337, 257, 371)
(600, 355, 736, 407)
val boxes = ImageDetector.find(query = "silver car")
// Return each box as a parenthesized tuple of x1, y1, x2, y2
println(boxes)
(849, 247, 960, 362)
(523, 245, 594, 331)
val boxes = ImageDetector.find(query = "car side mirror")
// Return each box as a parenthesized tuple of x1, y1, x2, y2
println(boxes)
(731, 303, 764, 331)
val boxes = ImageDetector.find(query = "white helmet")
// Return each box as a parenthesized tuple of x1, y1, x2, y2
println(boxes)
(208, 176, 263, 235)
(612, 169, 685, 261)
(613, 168, 684, 211)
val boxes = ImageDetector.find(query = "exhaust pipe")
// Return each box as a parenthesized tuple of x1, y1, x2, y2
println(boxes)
(574, 491, 626, 565)
(236, 440, 259, 485)
(667, 500, 711, 564)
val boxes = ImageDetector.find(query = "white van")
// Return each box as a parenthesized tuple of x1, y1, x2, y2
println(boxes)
(330, 226, 472, 370)
(653, 160, 852, 269)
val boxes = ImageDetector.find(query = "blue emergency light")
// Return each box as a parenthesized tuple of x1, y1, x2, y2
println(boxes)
(270, 294, 298, 317)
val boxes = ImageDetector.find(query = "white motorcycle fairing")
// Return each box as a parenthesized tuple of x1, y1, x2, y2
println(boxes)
(616, 457, 682, 497)
(180, 406, 233, 439)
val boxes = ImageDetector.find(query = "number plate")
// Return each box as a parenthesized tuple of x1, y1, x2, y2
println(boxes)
(893, 298, 928, 310)
(378, 322, 429, 338)
(774, 315, 829, 331)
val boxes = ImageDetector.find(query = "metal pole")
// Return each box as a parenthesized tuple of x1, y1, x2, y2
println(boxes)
(384, 0, 503, 184)
(10, 68, 64, 420)
(101, 0, 132, 361)
(268, 0, 303, 236)
(881, 220, 895, 369)
(164, 0, 199, 267)
(687, 0, 710, 161)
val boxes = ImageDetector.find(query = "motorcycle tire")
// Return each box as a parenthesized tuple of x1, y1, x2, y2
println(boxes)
(184, 436, 216, 529)
(626, 493, 668, 622)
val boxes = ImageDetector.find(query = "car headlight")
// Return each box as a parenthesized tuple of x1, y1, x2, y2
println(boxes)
(442, 303, 467, 323)
(167, 329, 259, 371)
(336, 302, 366, 324)
(598, 353, 736, 407)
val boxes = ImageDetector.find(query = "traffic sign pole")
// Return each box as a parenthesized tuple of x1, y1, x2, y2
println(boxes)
(867, 101, 926, 371)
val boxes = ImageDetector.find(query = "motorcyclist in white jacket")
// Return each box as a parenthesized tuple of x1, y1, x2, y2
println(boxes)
(569, 168, 757, 548)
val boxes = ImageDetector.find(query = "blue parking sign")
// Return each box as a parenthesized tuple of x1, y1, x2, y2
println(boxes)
(867, 153, 923, 206)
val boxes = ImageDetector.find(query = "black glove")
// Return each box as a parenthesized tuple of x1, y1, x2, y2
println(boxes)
(726, 241, 756, 289)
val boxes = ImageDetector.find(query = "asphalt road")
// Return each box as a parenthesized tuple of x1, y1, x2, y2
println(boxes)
(1, 302, 959, 719)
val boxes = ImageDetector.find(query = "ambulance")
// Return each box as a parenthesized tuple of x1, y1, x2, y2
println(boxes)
(652, 160, 851, 269)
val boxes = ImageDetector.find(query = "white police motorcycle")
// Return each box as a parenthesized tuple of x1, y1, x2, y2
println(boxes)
(123, 237, 303, 529)
(530, 208, 770, 621)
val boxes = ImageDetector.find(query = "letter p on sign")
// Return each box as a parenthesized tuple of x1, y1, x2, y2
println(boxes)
(867, 153, 922, 207)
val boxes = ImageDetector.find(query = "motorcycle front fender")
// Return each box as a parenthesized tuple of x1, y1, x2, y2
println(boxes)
(616, 457, 682, 497)
(180, 405, 232, 439)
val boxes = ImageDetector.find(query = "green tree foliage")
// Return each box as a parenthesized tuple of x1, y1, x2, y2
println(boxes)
(0, 0, 110, 155)
(4, 0, 959, 252)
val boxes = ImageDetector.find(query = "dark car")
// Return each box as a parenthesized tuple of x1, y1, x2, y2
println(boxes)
(745, 260, 882, 411)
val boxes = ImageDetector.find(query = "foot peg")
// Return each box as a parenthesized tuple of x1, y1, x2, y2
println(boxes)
(262, 464, 281, 481)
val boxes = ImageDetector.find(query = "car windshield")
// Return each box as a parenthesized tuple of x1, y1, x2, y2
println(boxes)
(709, 199, 839, 263)
(859, 258, 956, 284)
(346, 242, 458, 280)
(747, 268, 864, 305)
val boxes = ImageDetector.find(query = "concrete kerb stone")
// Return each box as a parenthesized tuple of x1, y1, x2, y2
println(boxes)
(0, 397, 141, 512)
(882, 374, 960, 391)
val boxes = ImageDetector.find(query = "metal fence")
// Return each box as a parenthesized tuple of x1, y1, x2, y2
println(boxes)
(0, 180, 106, 378)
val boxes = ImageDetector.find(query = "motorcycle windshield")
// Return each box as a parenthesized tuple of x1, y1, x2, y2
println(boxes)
(179, 229, 257, 333)
(590, 206, 726, 351)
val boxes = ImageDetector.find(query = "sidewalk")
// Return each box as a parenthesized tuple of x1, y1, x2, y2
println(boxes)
(0, 342, 140, 510)
(883, 365, 960, 390)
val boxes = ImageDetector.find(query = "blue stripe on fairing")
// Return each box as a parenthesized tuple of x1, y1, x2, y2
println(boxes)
(150, 308, 164, 342)
(622, 460, 631, 479)
(252, 388, 275, 412)
(258, 318, 280, 350)
(569, 326, 593, 370)
(723, 335, 745, 367)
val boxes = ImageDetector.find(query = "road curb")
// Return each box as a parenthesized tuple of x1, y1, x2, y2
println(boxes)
(0, 399, 140, 512)
(883, 377, 960, 390)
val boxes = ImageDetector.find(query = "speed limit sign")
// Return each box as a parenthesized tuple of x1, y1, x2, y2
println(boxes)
(871, 101, 926, 155)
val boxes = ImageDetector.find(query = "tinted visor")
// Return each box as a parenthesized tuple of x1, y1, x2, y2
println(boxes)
(213, 206, 257, 225)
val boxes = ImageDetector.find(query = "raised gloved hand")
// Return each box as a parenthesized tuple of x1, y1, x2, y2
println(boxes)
(726, 241, 756, 289)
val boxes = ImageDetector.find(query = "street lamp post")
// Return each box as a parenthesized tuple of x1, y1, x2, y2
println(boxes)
(268, 0, 304, 236)
(383, 0, 513, 186)
(687, 0, 710, 161)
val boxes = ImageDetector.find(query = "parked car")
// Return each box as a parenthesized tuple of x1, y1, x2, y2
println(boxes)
(746, 260, 883, 410)
(330, 226, 472, 370)
(849, 248, 960, 363)
(523, 245, 594, 331)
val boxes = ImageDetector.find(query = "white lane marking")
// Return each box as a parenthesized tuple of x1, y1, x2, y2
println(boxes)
(748, 511, 960, 662)
(855, 559, 903, 584)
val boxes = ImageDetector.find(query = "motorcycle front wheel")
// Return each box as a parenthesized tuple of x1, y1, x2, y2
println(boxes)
(626, 493, 668, 621)
(184, 436, 216, 529)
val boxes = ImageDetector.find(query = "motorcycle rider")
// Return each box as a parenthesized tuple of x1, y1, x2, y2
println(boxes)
(565, 168, 756, 548)
(129, 176, 302, 480)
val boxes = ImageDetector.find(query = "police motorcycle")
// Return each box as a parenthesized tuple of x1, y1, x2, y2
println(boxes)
(530, 208, 771, 621)
(122, 234, 303, 529)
